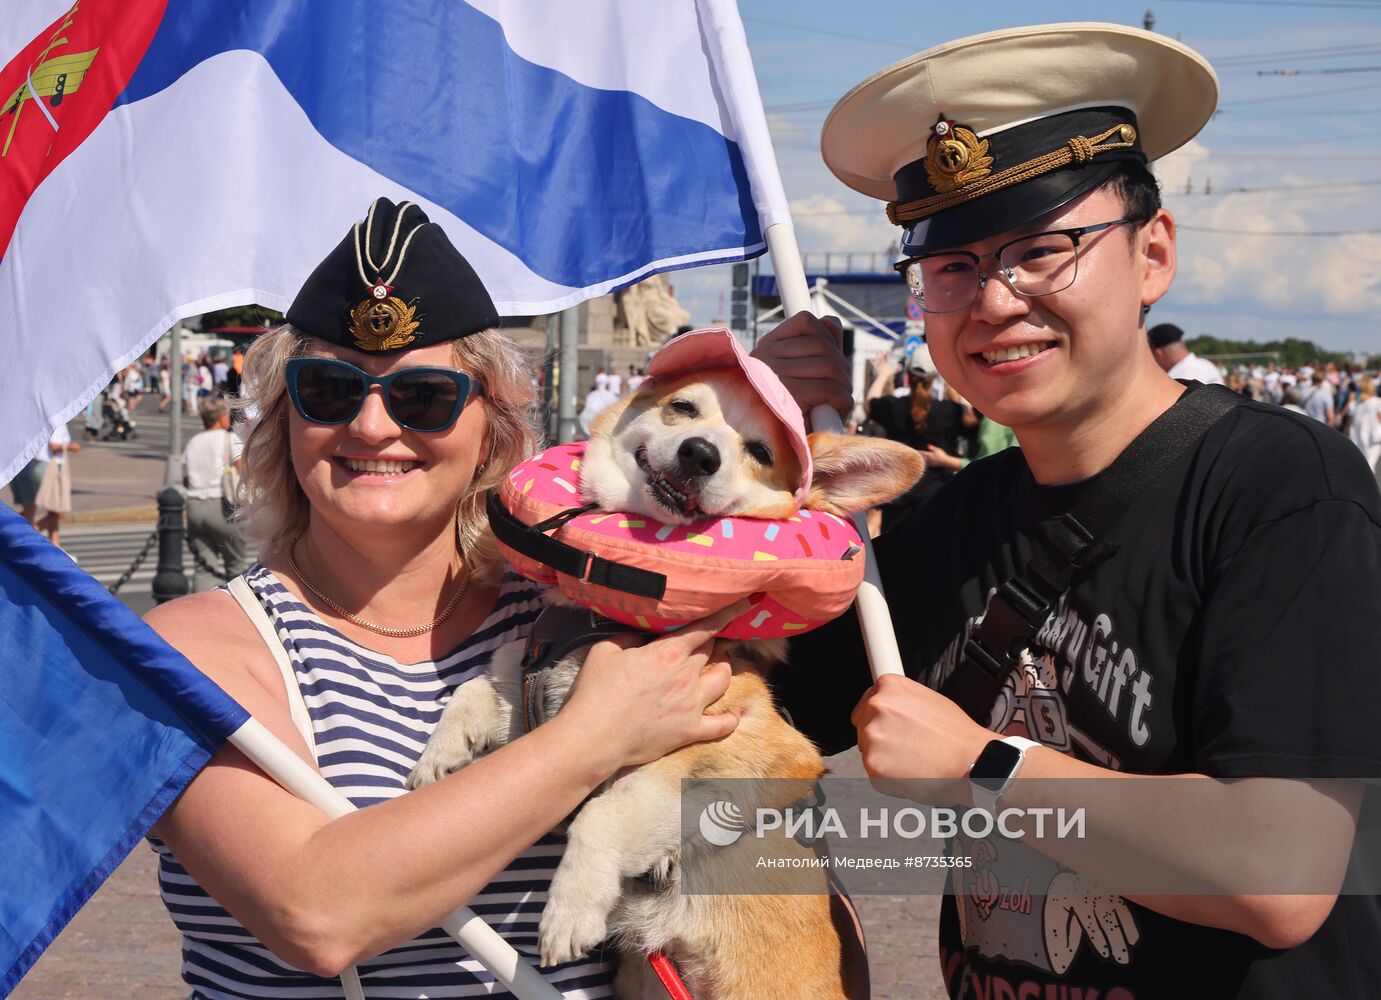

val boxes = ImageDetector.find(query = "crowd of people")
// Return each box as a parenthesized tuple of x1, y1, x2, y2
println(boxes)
(856, 333, 1381, 543)
(576, 363, 648, 436)
(1193, 352, 1381, 482)
(9, 346, 250, 576)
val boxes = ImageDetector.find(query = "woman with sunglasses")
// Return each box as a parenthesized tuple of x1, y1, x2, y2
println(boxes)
(144, 199, 742, 999)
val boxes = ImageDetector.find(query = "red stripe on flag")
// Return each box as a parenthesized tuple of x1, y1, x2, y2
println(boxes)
(0, 0, 166, 257)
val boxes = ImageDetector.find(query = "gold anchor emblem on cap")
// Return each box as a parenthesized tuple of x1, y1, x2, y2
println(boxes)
(349, 295, 421, 352)
(923, 115, 994, 194)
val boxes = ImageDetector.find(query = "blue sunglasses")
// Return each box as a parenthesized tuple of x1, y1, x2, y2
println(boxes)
(285, 358, 477, 432)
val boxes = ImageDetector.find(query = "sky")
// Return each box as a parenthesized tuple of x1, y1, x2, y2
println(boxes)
(670, 0, 1381, 355)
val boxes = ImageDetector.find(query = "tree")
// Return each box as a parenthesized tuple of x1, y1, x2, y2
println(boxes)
(1187, 334, 1358, 370)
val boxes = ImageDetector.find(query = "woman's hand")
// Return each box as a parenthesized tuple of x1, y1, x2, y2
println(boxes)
(561, 600, 750, 770)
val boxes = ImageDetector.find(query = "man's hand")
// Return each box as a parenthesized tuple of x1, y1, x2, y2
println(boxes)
(851, 674, 991, 798)
(750, 311, 852, 419)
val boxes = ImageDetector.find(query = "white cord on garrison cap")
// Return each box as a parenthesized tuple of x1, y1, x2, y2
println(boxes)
(353, 199, 428, 290)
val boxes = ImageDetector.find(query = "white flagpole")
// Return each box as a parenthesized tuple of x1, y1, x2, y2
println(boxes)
(228, 719, 563, 1000)
(768, 223, 906, 680)
(703, 1, 905, 680)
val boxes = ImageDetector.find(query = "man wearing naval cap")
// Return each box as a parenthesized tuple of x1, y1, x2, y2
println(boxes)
(757, 22, 1381, 999)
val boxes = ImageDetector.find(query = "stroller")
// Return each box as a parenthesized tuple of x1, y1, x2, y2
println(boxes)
(100, 385, 138, 441)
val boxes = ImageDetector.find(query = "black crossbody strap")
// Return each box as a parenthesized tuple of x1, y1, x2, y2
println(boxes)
(485, 492, 668, 600)
(943, 383, 1246, 722)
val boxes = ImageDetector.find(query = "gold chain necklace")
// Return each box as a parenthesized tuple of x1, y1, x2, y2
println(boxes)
(287, 540, 469, 638)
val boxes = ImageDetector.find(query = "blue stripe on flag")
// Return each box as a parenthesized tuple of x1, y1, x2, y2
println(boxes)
(0, 504, 248, 995)
(118, 0, 763, 288)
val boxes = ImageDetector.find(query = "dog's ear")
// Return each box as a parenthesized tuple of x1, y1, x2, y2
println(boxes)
(805, 432, 925, 516)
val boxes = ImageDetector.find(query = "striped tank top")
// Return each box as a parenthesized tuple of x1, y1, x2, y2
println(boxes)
(151, 563, 616, 999)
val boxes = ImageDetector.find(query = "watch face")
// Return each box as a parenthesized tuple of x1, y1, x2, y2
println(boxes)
(970, 740, 1023, 793)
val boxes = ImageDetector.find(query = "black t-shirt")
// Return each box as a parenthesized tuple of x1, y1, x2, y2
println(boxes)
(774, 394, 1381, 999)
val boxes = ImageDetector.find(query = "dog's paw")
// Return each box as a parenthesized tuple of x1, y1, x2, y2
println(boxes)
(407, 679, 506, 790)
(645, 851, 679, 890)
(406, 736, 475, 789)
(538, 898, 610, 967)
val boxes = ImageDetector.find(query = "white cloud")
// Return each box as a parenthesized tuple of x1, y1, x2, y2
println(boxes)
(1152, 139, 1211, 197)
(1310, 235, 1381, 316)
(788, 191, 895, 255)
(1154, 135, 1381, 343)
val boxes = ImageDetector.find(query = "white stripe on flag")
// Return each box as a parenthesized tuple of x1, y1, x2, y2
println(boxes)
(0, 1, 72, 69)
(467, 0, 729, 134)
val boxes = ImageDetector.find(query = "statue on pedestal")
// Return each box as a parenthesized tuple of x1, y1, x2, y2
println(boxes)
(616, 273, 690, 347)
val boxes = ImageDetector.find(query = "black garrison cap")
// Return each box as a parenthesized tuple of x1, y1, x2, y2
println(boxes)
(286, 197, 499, 353)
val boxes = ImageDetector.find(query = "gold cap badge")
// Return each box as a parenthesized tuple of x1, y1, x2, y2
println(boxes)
(923, 115, 994, 194)
(349, 295, 420, 352)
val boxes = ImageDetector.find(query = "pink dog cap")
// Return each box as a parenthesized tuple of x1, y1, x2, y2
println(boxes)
(645, 327, 813, 504)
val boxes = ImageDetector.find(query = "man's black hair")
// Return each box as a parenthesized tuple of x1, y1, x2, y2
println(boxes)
(1103, 160, 1162, 237)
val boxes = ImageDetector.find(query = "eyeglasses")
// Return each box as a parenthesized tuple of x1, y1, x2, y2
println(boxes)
(285, 358, 478, 432)
(894, 218, 1140, 315)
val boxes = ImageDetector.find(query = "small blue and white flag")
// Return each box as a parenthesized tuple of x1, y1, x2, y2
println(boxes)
(0, 0, 792, 482)
(0, 502, 249, 993)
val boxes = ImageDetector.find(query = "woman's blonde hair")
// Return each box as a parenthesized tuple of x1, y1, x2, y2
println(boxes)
(234, 325, 539, 581)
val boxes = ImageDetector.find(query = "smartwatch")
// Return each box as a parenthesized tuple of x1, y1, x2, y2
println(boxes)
(968, 735, 1041, 812)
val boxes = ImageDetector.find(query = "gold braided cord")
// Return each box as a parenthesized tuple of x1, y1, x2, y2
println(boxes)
(288, 539, 470, 638)
(887, 124, 1137, 226)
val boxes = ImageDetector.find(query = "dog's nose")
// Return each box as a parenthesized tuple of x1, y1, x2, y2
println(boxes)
(677, 437, 720, 477)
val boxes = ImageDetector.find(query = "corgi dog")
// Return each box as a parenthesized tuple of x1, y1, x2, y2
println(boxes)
(410, 339, 923, 999)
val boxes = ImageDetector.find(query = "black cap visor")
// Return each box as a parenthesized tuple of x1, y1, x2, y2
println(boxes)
(900, 159, 1125, 254)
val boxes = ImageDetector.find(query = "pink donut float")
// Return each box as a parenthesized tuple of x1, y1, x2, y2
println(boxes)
(493, 442, 867, 639)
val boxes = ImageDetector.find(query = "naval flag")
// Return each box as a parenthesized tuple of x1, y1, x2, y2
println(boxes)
(0, 0, 792, 482)
(0, 0, 796, 993)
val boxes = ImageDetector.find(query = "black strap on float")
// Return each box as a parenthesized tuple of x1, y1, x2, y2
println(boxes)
(486, 492, 667, 600)
(942, 383, 1247, 722)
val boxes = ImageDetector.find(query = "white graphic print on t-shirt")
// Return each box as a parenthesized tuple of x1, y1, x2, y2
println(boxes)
(932, 593, 1145, 986)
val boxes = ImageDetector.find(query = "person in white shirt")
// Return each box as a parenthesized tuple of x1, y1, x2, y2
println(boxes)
(1347, 377, 1381, 488)
(182, 395, 248, 591)
(122, 365, 145, 414)
(1147, 323, 1224, 384)
(577, 381, 621, 438)
(34, 424, 80, 547)
(1300, 370, 1336, 428)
